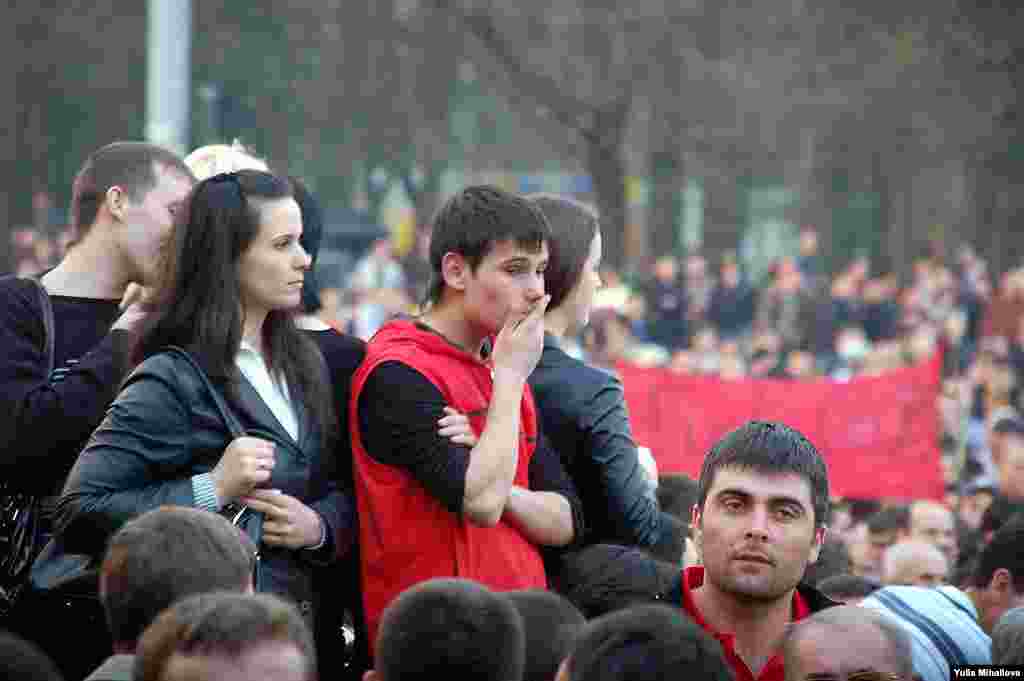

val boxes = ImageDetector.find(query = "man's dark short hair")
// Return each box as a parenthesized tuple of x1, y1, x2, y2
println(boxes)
(374, 578, 525, 681)
(565, 604, 732, 681)
(554, 544, 680, 620)
(656, 473, 699, 521)
(867, 505, 911, 536)
(134, 591, 315, 681)
(802, 535, 852, 586)
(817, 574, 881, 602)
(696, 421, 831, 528)
(100, 506, 256, 646)
(971, 516, 1024, 592)
(71, 141, 193, 236)
(424, 185, 550, 305)
(504, 589, 585, 681)
(642, 512, 687, 565)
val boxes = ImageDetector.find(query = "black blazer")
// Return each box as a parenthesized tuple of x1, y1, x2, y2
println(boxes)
(529, 333, 662, 547)
(55, 349, 352, 610)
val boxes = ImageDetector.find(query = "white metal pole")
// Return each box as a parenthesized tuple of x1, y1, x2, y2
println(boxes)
(145, 0, 191, 153)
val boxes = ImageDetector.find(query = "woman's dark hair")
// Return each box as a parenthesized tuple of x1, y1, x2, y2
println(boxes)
(290, 176, 324, 315)
(526, 194, 599, 311)
(135, 169, 335, 444)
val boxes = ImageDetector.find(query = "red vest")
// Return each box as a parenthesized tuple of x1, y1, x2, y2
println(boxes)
(349, 320, 548, 645)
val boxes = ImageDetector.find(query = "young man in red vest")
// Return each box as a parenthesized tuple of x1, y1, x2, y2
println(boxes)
(350, 185, 582, 648)
(683, 421, 838, 681)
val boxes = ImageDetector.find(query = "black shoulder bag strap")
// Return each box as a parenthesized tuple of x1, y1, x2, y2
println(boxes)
(163, 346, 265, 587)
(164, 346, 246, 438)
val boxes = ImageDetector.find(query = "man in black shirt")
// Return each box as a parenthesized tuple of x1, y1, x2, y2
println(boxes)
(0, 141, 194, 677)
(1, 141, 194, 497)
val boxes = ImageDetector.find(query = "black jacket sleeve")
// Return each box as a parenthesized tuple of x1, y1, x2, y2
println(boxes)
(580, 374, 662, 546)
(531, 338, 662, 549)
(0, 279, 133, 485)
(55, 357, 201, 552)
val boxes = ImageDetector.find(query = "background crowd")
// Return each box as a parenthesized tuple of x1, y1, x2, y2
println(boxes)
(3, 149, 1024, 681)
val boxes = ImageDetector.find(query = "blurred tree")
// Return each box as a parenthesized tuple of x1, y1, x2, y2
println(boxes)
(4, 2, 146, 243)
(436, 0, 644, 268)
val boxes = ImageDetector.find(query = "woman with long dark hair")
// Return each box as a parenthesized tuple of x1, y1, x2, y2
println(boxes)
(55, 170, 349, 619)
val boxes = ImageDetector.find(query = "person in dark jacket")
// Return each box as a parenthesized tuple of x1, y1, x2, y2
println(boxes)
(526, 193, 667, 549)
(56, 171, 348, 628)
(290, 175, 368, 680)
(707, 255, 756, 341)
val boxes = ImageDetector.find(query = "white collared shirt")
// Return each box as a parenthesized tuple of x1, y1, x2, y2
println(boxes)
(235, 340, 299, 441)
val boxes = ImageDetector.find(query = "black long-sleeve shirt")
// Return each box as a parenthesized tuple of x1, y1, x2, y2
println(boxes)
(0, 277, 132, 494)
(356, 360, 584, 536)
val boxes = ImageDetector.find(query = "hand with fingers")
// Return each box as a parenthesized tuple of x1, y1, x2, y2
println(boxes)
(241, 489, 325, 550)
(211, 436, 276, 505)
(112, 283, 155, 332)
(490, 294, 551, 382)
(438, 406, 479, 447)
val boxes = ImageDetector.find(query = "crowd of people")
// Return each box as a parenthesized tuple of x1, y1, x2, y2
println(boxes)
(1, 139, 1023, 681)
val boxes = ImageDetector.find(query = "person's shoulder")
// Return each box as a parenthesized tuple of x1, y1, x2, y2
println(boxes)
(0, 275, 40, 311)
(124, 350, 196, 390)
(308, 328, 367, 365)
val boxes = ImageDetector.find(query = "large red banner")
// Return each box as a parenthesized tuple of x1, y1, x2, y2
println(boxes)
(618, 352, 945, 500)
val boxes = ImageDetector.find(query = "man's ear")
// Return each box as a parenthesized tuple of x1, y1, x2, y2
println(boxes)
(440, 252, 469, 293)
(105, 185, 129, 222)
(690, 505, 703, 551)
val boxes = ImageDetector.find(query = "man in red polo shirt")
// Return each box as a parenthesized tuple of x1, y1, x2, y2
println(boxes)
(684, 421, 838, 681)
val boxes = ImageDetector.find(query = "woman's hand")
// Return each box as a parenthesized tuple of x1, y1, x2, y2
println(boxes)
(438, 406, 478, 447)
(212, 436, 276, 504)
(241, 489, 325, 550)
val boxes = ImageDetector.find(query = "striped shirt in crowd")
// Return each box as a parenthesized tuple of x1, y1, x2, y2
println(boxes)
(860, 585, 991, 681)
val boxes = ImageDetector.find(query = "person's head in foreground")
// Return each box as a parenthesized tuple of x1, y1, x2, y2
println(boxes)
(782, 605, 913, 681)
(101, 505, 257, 653)
(366, 578, 525, 681)
(504, 589, 586, 681)
(133, 591, 315, 681)
(555, 603, 733, 681)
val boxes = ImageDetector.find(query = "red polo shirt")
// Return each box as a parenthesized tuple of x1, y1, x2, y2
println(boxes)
(679, 566, 810, 681)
